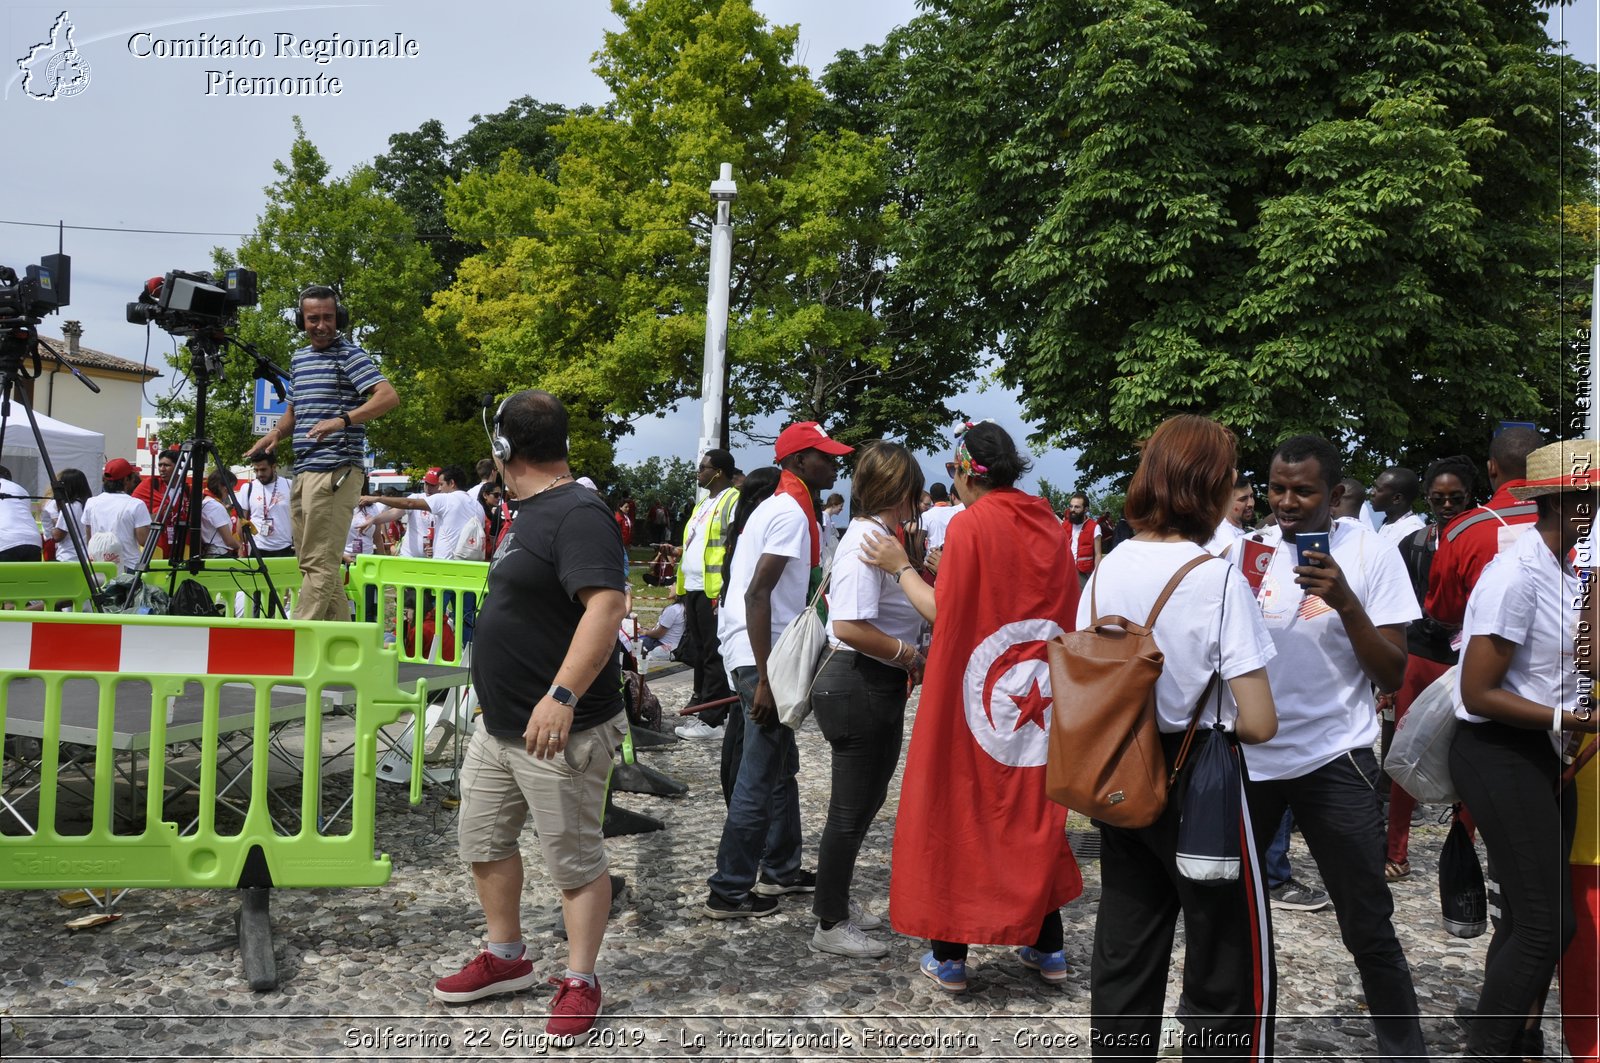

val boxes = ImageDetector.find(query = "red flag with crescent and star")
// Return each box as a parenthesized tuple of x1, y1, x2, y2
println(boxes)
(889, 487, 1084, 944)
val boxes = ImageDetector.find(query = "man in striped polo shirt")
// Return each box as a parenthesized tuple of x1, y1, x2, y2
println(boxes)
(247, 286, 398, 620)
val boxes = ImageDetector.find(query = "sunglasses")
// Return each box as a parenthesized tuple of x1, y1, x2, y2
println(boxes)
(945, 462, 958, 478)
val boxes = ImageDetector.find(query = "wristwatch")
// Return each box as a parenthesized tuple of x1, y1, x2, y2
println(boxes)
(892, 565, 914, 583)
(339, 411, 353, 428)
(547, 684, 578, 708)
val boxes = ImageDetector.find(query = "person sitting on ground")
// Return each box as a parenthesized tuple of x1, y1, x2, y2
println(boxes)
(639, 592, 686, 661)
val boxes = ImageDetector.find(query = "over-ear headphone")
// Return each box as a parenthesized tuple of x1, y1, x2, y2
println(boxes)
(294, 284, 349, 331)
(489, 395, 514, 463)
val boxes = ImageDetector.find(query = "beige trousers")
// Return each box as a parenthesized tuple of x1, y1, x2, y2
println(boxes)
(290, 466, 363, 620)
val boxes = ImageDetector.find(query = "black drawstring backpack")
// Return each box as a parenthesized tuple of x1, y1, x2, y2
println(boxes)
(1440, 805, 1487, 938)
(1176, 567, 1244, 883)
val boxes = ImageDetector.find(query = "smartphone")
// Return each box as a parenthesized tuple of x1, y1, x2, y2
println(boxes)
(1294, 531, 1331, 567)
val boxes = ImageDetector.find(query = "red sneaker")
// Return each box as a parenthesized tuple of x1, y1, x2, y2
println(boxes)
(432, 950, 537, 1004)
(545, 975, 603, 1040)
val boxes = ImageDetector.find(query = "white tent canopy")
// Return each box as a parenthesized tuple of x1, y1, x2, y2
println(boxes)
(0, 403, 106, 498)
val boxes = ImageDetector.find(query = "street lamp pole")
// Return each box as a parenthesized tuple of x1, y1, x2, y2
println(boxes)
(698, 163, 737, 467)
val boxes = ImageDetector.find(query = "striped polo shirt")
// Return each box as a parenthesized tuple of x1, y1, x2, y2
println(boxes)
(286, 337, 387, 473)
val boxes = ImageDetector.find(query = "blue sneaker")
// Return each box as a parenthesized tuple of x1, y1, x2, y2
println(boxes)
(919, 951, 967, 993)
(1018, 946, 1069, 984)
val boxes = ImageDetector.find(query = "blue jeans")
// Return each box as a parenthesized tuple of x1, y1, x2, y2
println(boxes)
(707, 666, 803, 903)
(1266, 809, 1293, 889)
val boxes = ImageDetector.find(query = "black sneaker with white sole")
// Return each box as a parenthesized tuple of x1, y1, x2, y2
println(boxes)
(753, 869, 817, 896)
(703, 891, 780, 919)
(1269, 877, 1331, 911)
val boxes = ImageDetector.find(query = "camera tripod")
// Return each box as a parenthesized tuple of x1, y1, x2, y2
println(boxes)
(0, 324, 101, 606)
(130, 330, 286, 617)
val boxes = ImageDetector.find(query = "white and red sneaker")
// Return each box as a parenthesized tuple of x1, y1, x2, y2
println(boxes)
(545, 975, 603, 1040)
(432, 950, 537, 1004)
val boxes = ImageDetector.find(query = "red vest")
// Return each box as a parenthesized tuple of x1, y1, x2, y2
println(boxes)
(1068, 518, 1096, 574)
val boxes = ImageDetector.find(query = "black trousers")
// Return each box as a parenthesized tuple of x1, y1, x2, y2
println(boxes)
(1246, 748, 1426, 1062)
(683, 590, 731, 727)
(1450, 720, 1577, 1061)
(809, 651, 907, 925)
(1093, 730, 1275, 1061)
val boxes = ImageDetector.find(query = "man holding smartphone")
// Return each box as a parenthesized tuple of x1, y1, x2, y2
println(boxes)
(1230, 434, 1426, 1062)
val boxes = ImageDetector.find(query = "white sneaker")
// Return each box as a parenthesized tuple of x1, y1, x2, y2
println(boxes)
(848, 897, 883, 931)
(674, 719, 722, 740)
(809, 920, 889, 959)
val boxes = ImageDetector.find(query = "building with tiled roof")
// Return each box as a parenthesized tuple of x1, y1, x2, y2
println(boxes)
(20, 321, 162, 462)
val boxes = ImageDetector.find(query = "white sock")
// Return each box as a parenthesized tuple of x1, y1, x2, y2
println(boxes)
(486, 940, 524, 962)
(563, 969, 596, 987)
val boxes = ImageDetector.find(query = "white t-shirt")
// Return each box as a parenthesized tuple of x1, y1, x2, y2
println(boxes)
(0, 478, 39, 552)
(1456, 527, 1585, 723)
(1204, 519, 1247, 557)
(346, 504, 380, 556)
(53, 500, 84, 562)
(1081, 541, 1276, 733)
(398, 493, 434, 557)
(240, 474, 293, 551)
(1233, 519, 1420, 780)
(426, 490, 483, 560)
(719, 492, 815, 675)
(1065, 517, 1102, 563)
(655, 601, 687, 650)
(921, 503, 965, 549)
(82, 492, 152, 573)
(827, 517, 927, 652)
(1378, 510, 1425, 546)
(199, 496, 234, 555)
(679, 492, 722, 591)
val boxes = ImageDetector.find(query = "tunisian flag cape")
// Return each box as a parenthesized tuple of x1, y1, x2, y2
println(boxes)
(889, 487, 1083, 943)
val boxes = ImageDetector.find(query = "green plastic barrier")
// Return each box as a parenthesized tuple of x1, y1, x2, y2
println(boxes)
(142, 557, 305, 618)
(0, 611, 428, 890)
(346, 554, 488, 663)
(0, 561, 119, 611)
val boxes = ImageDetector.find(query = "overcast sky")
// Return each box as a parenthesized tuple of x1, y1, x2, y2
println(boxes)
(4, 1, 1595, 504)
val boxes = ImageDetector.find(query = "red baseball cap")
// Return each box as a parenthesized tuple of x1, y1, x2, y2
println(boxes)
(103, 458, 136, 480)
(423, 467, 441, 486)
(773, 421, 853, 463)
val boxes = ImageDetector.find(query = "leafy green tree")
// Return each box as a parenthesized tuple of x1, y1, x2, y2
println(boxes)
(373, 98, 579, 283)
(163, 120, 447, 468)
(894, 0, 1597, 480)
(605, 456, 698, 517)
(432, 0, 974, 469)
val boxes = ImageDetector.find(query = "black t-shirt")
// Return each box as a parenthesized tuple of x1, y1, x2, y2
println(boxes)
(472, 482, 626, 737)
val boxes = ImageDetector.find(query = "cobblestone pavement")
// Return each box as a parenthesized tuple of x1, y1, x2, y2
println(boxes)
(0, 667, 1558, 1061)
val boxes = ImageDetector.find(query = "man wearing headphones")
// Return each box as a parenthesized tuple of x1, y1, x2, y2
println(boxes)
(247, 285, 398, 621)
(432, 390, 626, 1043)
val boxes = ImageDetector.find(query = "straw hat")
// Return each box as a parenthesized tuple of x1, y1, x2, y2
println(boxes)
(1509, 439, 1600, 500)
